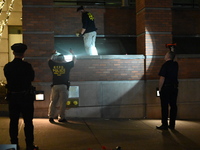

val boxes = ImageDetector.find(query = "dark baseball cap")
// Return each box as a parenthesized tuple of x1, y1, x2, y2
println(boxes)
(11, 43, 27, 53)
(77, 6, 84, 12)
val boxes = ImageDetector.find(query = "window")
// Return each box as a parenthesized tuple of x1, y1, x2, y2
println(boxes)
(54, 37, 136, 56)
(173, 37, 200, 54)
(8, 26, 22, 34)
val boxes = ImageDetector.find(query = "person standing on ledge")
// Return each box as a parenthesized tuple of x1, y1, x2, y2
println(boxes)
(4, 43, 38, 150)
(156, 51, 179, 130)
(76, 6, 98, 55)
(48, 49, 75, 123)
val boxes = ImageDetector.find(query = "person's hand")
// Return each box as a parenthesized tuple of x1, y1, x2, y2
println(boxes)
(69, 49, 74, 55)
(50, 50, 57, 58)
(76, 32, 83, 37)
(52, 50, 57, 54)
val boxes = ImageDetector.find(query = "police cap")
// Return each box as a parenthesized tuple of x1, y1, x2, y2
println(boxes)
(11, 43, 27, 53)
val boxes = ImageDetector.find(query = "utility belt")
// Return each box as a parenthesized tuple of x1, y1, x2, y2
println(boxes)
(6, 86, 36, 101)
(84, 31, 96, 34)
(8, 86, 36, 94)
(8, 90, 27, 94)
(51, 81, 70, 90)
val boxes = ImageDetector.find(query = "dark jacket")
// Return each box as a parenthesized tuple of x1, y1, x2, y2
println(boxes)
(4, 58, 35, 92)
(82, 11, 97, 33)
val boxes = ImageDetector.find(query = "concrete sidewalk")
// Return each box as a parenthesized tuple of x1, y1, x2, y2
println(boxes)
(0, 117, 200, 150)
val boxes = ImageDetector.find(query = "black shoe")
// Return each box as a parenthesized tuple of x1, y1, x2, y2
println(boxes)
(156, 125, 168, 130)
(49, 118, 54, 123)
(26, 145, 39, 150)
(58, 119, 67, 122)
(168, 125, 175, 130)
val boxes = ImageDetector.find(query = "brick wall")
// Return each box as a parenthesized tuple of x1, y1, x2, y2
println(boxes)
(145, 9, 172, 32)
(136, 10, 145, 35)
(70, 57, 144, 81)
(22, 0, 200, 82)
(26, 56, 145, 82)
(145, 57, 163, 80)
(136, 0, 172, 11)
(23, 7, 54, 32)
(145, 34, 172, 56)
(173, 9, 200, 35)
(104, 8, 135, 35)
(136, 34, 145, 54)
(178, 57, 200, 79)
(25, 59, 51, 82)
(53, 7, 106, 35)
(23, 34, 54, 57)
(145, 0, 172, 8)
(145, 56, 200, 80)
(53, 7, 135, 35)
(136, 0, 145, 12)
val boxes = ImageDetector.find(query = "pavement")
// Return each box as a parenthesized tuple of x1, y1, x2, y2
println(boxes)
(0, 117, 200, 150)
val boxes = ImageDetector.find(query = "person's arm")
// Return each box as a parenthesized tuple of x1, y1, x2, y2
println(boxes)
(159, 76, 165, 91)
(80, 28, 86, 35)
(49, 50, 57, 61)
(81, 13, 88, 34)
(69, 49, 76, 64)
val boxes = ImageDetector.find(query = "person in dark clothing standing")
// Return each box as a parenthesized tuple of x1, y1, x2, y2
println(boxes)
(76, 6, 98, 55)
(156, 51, 179, 130)
(4, 43, 38, 150)
(48, 49, 75, 123)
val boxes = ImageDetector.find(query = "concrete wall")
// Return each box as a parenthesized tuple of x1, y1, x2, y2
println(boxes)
(32, 78, 200, 119)
(146, 79, 200, 120)
(33, 80, 145, 118)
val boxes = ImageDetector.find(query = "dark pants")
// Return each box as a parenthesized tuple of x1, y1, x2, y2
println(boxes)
(8, 92, 34, 147)
(160, 86, 178, 127)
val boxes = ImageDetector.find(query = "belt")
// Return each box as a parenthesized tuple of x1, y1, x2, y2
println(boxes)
(163, 84, 178, 88)
(9, 90, 27, 94)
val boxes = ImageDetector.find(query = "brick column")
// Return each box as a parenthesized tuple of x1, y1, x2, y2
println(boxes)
(22, 0, 54, 82)
(136, 0, 173, 79)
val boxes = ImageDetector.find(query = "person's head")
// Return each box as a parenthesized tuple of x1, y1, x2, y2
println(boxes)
(165, 51, 176, 61)
(11, 43, 27, 58)
(77, 6, 84, 13)
(55, 54, 65, 63)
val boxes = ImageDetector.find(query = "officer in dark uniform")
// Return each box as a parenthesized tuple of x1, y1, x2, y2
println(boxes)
(48, 50, 75, 123)
(156, 51, 179, 130)
(76, 6, 98, 55)
(4, 43, 38, 150)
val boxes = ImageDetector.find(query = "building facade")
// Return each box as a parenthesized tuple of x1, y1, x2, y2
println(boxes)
(0, 0, 200, 119)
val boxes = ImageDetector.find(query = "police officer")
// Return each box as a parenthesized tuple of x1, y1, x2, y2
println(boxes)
(156, 51, 179, 130)
(48, 50, 75, 123)
(4, 43, 38, 150)
(77, 6, 98, 55)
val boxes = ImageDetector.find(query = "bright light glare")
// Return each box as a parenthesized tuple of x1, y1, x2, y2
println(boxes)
(36, 94, 44, 101)
(91, 46, 98, 55)
(64, 55, 73, 62)
(157, 90, 160, 97)
(145, 27, 153, 69)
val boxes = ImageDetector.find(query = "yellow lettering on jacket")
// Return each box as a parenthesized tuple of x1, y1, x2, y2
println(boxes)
(88, 12, 94, 21)
(52, 66, 65, 76)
